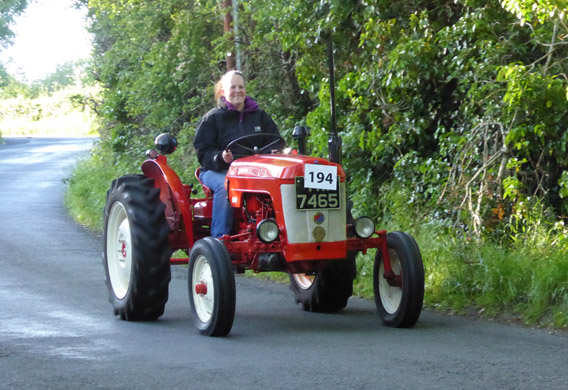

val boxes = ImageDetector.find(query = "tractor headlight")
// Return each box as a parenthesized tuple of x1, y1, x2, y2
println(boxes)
(257, 219, 279, 243)
(353, 216, 375, 239)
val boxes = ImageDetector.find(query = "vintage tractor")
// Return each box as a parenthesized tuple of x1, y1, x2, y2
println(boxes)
(103, 41, 423, 337)
(102, 129, 425, 336)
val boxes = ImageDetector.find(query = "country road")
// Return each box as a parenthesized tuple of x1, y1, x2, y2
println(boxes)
(0, 137, 567, 390)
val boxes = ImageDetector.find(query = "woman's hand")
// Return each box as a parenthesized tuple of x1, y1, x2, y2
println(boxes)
(222, 149, 234, 163)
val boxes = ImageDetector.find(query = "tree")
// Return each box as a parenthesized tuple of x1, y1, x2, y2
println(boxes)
(0, 0, 27, 49)
(33, 61, 77, 93)
(0, 0, 27, 86)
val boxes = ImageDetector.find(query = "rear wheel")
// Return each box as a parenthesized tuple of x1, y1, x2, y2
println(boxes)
(289, 254, 356, 312)
(289, 203, 357, 312)
(374, 231, 424, 328)
(103, 175, 171, 321)
(188, 237, 236, 337)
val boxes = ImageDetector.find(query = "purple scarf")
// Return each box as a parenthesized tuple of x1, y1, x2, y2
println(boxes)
(222, 96, 259, 121)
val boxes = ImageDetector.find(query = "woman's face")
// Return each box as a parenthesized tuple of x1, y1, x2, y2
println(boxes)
(223, 73, 246, 111)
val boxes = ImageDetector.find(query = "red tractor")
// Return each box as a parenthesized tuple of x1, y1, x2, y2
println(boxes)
(102, 129, 425, 337)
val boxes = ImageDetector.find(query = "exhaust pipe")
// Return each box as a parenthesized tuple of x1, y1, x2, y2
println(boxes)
(327, 37, 342, 164)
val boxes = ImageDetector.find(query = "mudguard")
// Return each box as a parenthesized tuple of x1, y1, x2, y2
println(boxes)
(142, 155, 194, 248)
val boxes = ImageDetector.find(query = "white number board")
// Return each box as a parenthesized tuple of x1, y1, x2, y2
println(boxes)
(304, 164, 338, 190)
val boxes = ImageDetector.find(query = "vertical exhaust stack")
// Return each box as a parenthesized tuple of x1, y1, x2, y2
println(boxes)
(327, 37, 342, 164)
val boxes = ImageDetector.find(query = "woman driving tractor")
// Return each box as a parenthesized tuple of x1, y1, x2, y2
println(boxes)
(193, 70, 283, 238)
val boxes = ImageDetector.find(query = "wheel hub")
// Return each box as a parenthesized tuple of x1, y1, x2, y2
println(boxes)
(192, 255, 214, 323)
(293, 273, 315, 290)
(195, 282, 207, 295)
(106, 202, 132, 300)
(383, 270, 402, 287)
(119, 239, 127, 259)
(378, 249, 403, 314)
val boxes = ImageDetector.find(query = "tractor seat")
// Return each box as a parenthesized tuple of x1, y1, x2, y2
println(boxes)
(195, 167, 212, 198)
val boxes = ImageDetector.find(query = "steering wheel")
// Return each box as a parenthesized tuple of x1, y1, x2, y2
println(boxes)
(225, 133, 285, 158)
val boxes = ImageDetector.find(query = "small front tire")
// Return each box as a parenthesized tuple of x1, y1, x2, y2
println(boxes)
(374, 231, 424, 328)
(188, 237, 236, 337)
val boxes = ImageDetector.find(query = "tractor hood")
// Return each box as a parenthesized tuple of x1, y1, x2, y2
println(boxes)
(227, 154, 345, 182)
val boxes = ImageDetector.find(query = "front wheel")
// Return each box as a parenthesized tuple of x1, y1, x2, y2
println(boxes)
(374, 231, 424, 328)
(188, 237, 236, 337)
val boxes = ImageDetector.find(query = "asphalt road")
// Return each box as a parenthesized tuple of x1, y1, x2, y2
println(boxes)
(1, 137, 567, 390)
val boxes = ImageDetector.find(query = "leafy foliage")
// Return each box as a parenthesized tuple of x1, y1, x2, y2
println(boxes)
(0, 0, 28, 87)
(1, 60, 87, 98)
(0, 58, 97, 138)
(0, 83, 98, 137)
(0, 0, 27, 49)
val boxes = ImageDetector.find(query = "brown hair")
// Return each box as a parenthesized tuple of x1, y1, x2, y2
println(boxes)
(214, 70, 246, 100)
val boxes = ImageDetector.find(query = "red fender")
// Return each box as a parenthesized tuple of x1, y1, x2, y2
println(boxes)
(142, 155, 194, 249)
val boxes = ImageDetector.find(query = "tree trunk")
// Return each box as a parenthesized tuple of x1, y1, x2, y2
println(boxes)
(223, 0, 236, 71)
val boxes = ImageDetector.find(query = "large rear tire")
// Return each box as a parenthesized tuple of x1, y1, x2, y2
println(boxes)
(289, 203, 357, 313)
(188, 237, 236, 337)
(289, 254, 356, 313)
(374, 231, 424, 328)
(103, 175, 171, 321)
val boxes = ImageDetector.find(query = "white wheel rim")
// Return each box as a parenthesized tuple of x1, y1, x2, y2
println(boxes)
(106, 202, 132, 300)
(293, 273, 314, 290)
(378, 249, 403, 314)
(192, 254, 214, 324)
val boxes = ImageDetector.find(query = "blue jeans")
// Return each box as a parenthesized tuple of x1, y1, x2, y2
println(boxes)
(199, 169, 233, 238)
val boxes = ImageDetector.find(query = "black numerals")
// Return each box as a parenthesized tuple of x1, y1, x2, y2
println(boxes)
(308, 171, 335, 185)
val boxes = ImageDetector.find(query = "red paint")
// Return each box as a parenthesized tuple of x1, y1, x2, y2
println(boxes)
(195, 283, 207, 295)
(141, 151, 389, 275)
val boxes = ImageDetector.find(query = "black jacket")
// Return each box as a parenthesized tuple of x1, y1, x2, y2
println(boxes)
(194, 97, 281, 172)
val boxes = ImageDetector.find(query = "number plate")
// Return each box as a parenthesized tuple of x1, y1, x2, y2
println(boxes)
(304, 164, 338, 190)
(295, 177, 340, 210)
